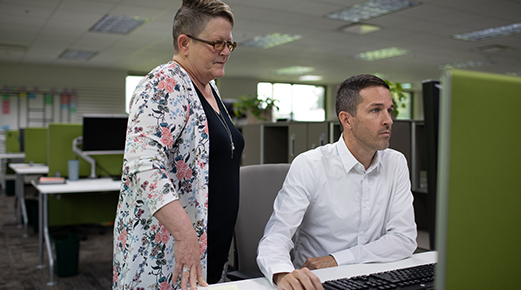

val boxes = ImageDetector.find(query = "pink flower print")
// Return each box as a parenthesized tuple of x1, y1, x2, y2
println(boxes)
(157, 77, 177, 93)
(149, 181, 157, 191)
(118, 229, 127, 249)
(160, 281, 172, 290)
(199, 231, 207, 257)
(113, 266, 118, 284)
(154, 226, 170, 244)
(160, 127, 174, 148)
(175, 160, 192, 180)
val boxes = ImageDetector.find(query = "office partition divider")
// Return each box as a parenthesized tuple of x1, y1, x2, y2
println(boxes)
(436, 69, 521, 289)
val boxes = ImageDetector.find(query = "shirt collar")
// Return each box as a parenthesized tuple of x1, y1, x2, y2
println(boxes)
(336, 134, 383, 174)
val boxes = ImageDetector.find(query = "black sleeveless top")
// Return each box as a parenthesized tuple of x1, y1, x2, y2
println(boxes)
(194, 85, 244, 283)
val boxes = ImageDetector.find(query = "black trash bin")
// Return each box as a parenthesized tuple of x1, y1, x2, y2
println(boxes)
(25, 198, 39, 233)
(52, 233, 80, 277)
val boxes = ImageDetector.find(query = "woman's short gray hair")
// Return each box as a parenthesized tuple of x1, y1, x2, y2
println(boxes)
(172, 0, 234, 54)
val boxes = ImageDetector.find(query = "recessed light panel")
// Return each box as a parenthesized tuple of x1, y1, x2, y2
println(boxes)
(299, 75, 323, 81)
(452, 23, 521, 42)
(59, 49, 98, 61)
(439, 60, 492, 69)
(241, 33, 302, 49)
(325, 0, 422, 23)
(341, 23, 382, 35)
(90, 14, 148, 35)
(354, 47, 408, 61)
(273, 66, 314, 75)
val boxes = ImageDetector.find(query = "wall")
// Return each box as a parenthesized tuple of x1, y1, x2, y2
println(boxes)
(0, 63, 425, 130)
(0, 63, 127, 130)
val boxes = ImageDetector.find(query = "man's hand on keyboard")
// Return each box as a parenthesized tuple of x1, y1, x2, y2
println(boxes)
(302, 255, 338, 270)
(273, 268, 324, 290)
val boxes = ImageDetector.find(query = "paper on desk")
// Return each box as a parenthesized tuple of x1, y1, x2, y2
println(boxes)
(200, 284, 239, 290)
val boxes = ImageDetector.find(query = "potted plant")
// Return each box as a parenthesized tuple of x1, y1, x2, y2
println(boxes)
(233, 95, 279, 124)
(384, 80, 407, 118)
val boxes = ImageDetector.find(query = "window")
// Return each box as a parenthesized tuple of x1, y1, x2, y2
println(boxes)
(257, 82, 325, 121)
(125, 75, 145, 114)
(394, 91, 412, 120)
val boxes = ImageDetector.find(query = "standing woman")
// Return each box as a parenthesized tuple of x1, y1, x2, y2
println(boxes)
(113, 0, 243, 289)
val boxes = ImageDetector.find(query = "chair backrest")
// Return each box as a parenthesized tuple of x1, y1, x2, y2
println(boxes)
(235, 163, 291, 273)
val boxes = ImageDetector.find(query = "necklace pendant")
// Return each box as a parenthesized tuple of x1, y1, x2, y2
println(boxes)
(231, 142, 235, 158)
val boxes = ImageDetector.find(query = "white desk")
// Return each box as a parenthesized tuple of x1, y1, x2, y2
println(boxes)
(0, 152, 25, 190)
(31, 177, 121, 285)
(8, 163, 48, 237)
(202, 251, 437, 290)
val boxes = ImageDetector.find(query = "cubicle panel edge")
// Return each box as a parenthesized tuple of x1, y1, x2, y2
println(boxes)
(435, 69, 521, 289)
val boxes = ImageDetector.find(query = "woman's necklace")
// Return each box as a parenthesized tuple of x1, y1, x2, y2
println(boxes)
(215, 109, 235, 159)
(172, 60, 235, 158)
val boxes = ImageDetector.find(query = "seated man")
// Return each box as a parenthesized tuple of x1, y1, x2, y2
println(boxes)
(257, 74, 417, 290)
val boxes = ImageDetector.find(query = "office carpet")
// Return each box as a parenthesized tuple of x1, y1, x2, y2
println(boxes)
(0, 189, 113, 290)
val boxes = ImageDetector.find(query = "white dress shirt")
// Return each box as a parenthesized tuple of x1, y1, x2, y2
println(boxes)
(256, 136, 417, 284)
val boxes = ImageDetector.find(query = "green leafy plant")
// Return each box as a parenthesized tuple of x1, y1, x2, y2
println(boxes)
(384, 80, 407, 117)
(233, 95, 279, 121)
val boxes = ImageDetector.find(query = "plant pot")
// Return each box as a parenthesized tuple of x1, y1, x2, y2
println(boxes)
(247, 109, 274, 124)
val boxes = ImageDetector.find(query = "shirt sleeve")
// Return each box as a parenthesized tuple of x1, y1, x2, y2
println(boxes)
(123, 70, 192, 215)
(330, 153, 418, 265)
(256, 154, 316, 285)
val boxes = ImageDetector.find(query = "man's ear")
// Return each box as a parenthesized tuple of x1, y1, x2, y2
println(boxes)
(177, 34, 190, 56)
(338, 111, 353, 131)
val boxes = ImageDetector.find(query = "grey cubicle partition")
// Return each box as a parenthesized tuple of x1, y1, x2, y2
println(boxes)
(435, 69, 521, 289)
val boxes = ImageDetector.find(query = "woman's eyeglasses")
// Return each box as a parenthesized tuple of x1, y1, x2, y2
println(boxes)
(186, 35, 237, 52)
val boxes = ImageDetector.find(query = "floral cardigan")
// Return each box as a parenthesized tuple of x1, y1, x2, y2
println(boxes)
(113, 62, 211, 290)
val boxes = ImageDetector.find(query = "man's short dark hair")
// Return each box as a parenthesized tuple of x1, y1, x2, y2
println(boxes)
(335, 74, 390, 117)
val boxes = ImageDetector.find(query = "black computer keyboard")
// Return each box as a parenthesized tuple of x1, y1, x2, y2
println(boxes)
(322, 263, 436, 290)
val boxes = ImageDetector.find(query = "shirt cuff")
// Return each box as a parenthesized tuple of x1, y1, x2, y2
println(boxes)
(267, 264, 296, 287)
(330, 249, 356, 266)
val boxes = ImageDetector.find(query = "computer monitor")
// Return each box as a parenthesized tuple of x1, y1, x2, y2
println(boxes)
(435, 69, 521, 289)
(82, 114, 128, 152)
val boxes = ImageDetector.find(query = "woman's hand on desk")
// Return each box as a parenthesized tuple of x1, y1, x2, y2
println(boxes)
(274, 268, 324, 290)
(154, 201, 208, 290)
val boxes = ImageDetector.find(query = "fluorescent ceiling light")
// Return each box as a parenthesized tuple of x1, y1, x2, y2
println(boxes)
(273, 66, 314, 75)
(90, 14, 148, 35)
(59, 49, 98, 61)
(439, 60, 492, 69)
(325, 0, 422, 23)
(354, 47, 408, 61)
(241, 33, 302, 49)
(299, 75, 323, 81)
(341, 23, 382, 35)
(452, 23, 521, 42)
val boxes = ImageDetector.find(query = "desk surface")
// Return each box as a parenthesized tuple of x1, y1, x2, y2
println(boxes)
(9, 163, 48, 174)
(0, 153, 26, 159)
(202, 251, 437, 290)
(32, 177, 121, 194)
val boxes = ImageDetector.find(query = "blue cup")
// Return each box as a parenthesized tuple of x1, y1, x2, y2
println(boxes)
(68, 159, 79, 181)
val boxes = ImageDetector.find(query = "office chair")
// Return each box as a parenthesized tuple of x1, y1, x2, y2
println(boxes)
(227, 163, 291, 281)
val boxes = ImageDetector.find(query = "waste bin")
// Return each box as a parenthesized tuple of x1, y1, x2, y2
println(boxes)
(52, 233, 80, 277)
(25, 198, 39, 233)
(5, 180, 15, 196)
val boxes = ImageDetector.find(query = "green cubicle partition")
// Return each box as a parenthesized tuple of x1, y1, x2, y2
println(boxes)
(5, 130, 21, 153)
(47, 123, 123, 226)
(436, 70, 521, 289)
(47, 123, 124, 178)
(24, 127, 48, 164)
